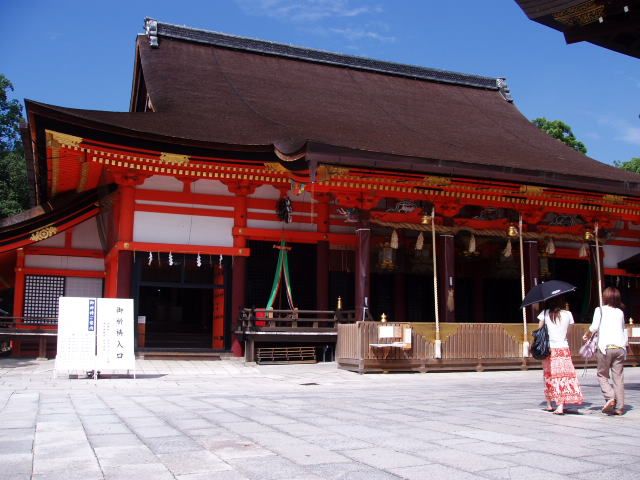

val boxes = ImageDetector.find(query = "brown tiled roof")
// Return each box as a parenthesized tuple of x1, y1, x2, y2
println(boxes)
(26, 21, 640, 195)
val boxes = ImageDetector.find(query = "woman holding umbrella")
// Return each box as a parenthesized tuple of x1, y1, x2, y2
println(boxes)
(537, 294, 584, 414)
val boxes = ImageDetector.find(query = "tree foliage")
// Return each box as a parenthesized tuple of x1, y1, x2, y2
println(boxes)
(0, 74, 30, 218)
(614, 157, 640, 174)
(532, 117, 587, 154)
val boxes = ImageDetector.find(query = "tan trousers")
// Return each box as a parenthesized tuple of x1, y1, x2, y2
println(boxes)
(596, 348, 625, 408)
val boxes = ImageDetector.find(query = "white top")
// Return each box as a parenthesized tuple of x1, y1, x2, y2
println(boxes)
(537, 309, 574, 348)
(589, 306, 628, 354)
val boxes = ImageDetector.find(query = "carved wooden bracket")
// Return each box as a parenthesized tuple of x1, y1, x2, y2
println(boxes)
(226, 180, 257, 197)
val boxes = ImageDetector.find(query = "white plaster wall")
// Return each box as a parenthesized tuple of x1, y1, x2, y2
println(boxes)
(36, 232, 66, 247)
(604, 244, 640, 269)
(247, 219, 317, 232)
(134, 211, 233, 246)
(192, 179, 233, 196)
(71, 217, 102, 249)
(25, 255, 105, 271)
(137, 199, 234, 213)
(250, 184, 280, 199)
(65, 277, 103, 297)
(137, 175, 183, 192)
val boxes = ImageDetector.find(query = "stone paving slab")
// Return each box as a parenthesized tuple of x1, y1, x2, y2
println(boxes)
(1, 358, 639, 479)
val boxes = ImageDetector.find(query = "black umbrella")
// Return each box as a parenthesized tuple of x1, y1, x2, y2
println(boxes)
(520, 280, 576, 309)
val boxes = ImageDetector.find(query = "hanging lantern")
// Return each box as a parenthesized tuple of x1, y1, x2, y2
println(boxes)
(415, 232, 424, 251)
(148, 251, 153, 266)
(390, 229, 399, 249)
(168, 252, 174, 266)
(502, 238, 513, 258)
(196, 253, 202, 267)
(507, 223, 518, 238)
(545, 237, 556, 255)
(584, 229, 595, 242)
(540, 256, 550, 278)
(378, 242, 395, 270)
(421, 214, 431, 225)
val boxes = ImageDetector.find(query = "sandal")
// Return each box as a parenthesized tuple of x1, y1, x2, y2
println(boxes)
(602, 399, 616, 414)
(553, 410, 565, 415)
(613, 409, 624, 416)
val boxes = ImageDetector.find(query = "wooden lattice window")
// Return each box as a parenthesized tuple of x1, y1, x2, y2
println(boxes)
(23, 275, 65, 322)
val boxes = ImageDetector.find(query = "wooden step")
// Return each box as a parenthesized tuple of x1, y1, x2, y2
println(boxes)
(257, 346, 317, 364)
(138, 349, 229, 361)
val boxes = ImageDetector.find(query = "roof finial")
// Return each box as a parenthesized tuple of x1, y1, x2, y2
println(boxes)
(496, 77, 513, 103)
(144, 17, 159, 48)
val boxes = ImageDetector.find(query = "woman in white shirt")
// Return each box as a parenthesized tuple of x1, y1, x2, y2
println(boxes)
(537, 295, 583, 414)
(583, 287, 628, 415)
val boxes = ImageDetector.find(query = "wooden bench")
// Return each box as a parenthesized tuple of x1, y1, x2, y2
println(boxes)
(256, 346, 317, 364)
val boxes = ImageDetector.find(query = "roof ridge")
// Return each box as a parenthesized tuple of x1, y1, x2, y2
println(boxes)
(143, 18, 505, 92)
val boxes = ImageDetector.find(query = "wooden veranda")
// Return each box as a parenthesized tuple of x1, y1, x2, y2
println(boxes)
(336, 321, 640, 373)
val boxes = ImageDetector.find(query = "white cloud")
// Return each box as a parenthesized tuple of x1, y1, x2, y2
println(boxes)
(236, 0, 379, 22)
(235, 0, 392, 42)
(329, 27, 395, 43)
(598, 115, 640, 146)
(621, 126, 640, 145)
(584, 131, 602, 140)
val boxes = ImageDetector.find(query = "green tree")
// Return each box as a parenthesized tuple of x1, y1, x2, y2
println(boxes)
(614, 157, 640, 174)
(0, 74, 30, 218)
(532, 117, 587, 154)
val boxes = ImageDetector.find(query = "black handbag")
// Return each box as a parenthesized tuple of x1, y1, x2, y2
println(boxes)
(531, 324, 551, 360)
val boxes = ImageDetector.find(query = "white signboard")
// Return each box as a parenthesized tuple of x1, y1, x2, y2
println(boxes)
(55, 297, 97, 373)
(96, 298, 135, 371)
(55, 297, 135, 376)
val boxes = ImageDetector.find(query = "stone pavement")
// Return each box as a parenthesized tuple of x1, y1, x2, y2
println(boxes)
(1, 359, 639, 480)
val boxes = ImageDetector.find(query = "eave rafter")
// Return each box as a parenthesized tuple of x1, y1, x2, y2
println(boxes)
(45, 130, 640, 230)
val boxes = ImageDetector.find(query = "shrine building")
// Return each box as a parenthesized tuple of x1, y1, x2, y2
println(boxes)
(1, 19, 640, 365)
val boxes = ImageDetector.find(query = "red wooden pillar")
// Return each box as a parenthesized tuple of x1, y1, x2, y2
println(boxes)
(229, 182, 253, 356)
(12, 248, 25, 355)
(523, 240, 540, 323)
(437, 234, 456, 322)
(394, 231, 406, 322)
(213, 265, 225, 349)
(316, 193, 330, 311)
(106, 174, 144, 299)
(13, 248, 25, 322)
(104, 252, 118, 299)
(355, 213, 371, 321)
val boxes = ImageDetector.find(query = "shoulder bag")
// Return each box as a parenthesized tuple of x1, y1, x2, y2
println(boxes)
(579, 307, 601, 360)
(531, 314, 551, 360)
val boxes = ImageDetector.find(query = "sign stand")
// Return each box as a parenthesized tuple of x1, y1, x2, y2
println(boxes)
(55, 297, 136, 379)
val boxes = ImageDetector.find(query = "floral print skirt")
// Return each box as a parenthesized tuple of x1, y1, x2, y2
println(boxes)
(542, 347, 583, 405)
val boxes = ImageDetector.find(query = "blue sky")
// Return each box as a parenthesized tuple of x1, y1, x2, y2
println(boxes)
(1, 0, 639, 165)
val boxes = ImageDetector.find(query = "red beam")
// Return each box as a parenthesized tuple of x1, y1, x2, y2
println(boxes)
(24, 247, 104, 258)
(115, 241, 250, 257)
(234, 227, 356, 246)
(22, 268, 105, 278)
(136, 203, 234, 218)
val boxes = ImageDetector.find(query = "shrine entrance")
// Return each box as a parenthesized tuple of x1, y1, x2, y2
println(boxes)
(134, 253, 229, 349)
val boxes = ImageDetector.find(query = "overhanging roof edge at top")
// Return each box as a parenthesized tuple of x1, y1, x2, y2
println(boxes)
(145, 18, 504, 92)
